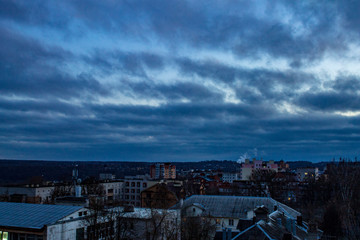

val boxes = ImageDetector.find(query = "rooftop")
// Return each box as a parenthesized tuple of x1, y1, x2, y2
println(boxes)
(172, 195, 300, 219)
(0, 202, 83, 229)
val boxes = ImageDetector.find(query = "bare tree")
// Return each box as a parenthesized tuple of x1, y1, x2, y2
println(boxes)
(327, 161, 360, 239)
(84, 197, 108, 240)
(181, 214, 216, 240)
(249, 169, 276, 197)
(84, 200, 144, 240)
(145, 208, 181, 240)
(50, 184, 73, 202)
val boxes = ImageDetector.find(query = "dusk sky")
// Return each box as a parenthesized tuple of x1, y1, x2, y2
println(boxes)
(1, 1, 360, 162)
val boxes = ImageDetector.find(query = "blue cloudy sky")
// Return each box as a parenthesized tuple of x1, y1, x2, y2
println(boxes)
(1, 0, 360, 162)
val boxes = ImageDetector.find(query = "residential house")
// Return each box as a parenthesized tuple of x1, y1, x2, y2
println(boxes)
(0, 202, 86, 240)
(141, 183, 178, 208)
(0, 185, 55, 204)
(0, 201, 181, 240)
(231, 210, 322, 240)
(173, 195, 299, 232)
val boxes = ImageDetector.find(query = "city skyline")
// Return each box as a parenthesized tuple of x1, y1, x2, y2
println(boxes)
(1, 1, 360, 162)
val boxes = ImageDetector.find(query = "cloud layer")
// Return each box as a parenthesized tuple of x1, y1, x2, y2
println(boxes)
(1, 0, 360, 161)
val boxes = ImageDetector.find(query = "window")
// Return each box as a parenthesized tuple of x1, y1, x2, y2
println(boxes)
(0, 231, 8, 240)
(126, 182, 129, 187)
(143, 183, 147, 188)
(131, 189, 135, 193)
(131, 182, 135, 187)
(229, 219, 234, 226)
(137, 182, 140, 187)
(76, 228, 85, 240)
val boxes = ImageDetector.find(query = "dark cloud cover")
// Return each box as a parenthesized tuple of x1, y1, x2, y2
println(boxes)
(0, 0, 360, 161)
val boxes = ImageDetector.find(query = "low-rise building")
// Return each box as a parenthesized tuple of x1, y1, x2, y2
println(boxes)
(0, 185, 54, 204)
(221, 172, 240, 183)
(141, 183, 178, 208)
(0, 202, 85, 240)
(232, 211, 322, 240)
(99, 173, 116, 180)
(0, 202, 181, 240)
(99, 180, 124, 203)
(173, 195, 299, 232)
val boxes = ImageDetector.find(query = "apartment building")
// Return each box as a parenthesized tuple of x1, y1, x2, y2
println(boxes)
(123, 175, 157, 207)
(150, 163, 176, 179)
(240, 159, 279, 180)
(221, 172, 240, 183)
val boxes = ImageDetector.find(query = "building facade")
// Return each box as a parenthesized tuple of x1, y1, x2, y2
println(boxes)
(0, 185, 54, 204)
(240, 159, 279, 180)
(150, 163, 176, 180)
(123, 176, 157, 207)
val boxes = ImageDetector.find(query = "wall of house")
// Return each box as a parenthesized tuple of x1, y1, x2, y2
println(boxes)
(0, 187, 36, 197)
(215, 218, 239, 231)
(123, 179, 157, 206)
(184, 205, 205, 217)
(100, 181, 124, 202)
(47, 210, 85, 240)
(35, 187, 54, 203)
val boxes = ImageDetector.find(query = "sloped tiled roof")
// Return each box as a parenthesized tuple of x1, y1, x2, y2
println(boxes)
(0, 202, 83, 229)
(172, 195, 300, 219)
(232, 210, 320, 240)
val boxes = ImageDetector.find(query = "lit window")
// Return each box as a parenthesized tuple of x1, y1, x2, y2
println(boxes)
(0, 231, 9, 240)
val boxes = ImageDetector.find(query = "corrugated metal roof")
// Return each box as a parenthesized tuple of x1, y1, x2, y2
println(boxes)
(0, 202, 83, 229)
(173, 195, 300, 219)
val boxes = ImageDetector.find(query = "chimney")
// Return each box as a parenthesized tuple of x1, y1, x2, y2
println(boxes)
(222, 228, 232, 240)
(222, 228, 227, 240)
(296, 216, 302, 226)
(285, 217, 296, 236)
(227, 228, 232, 240)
